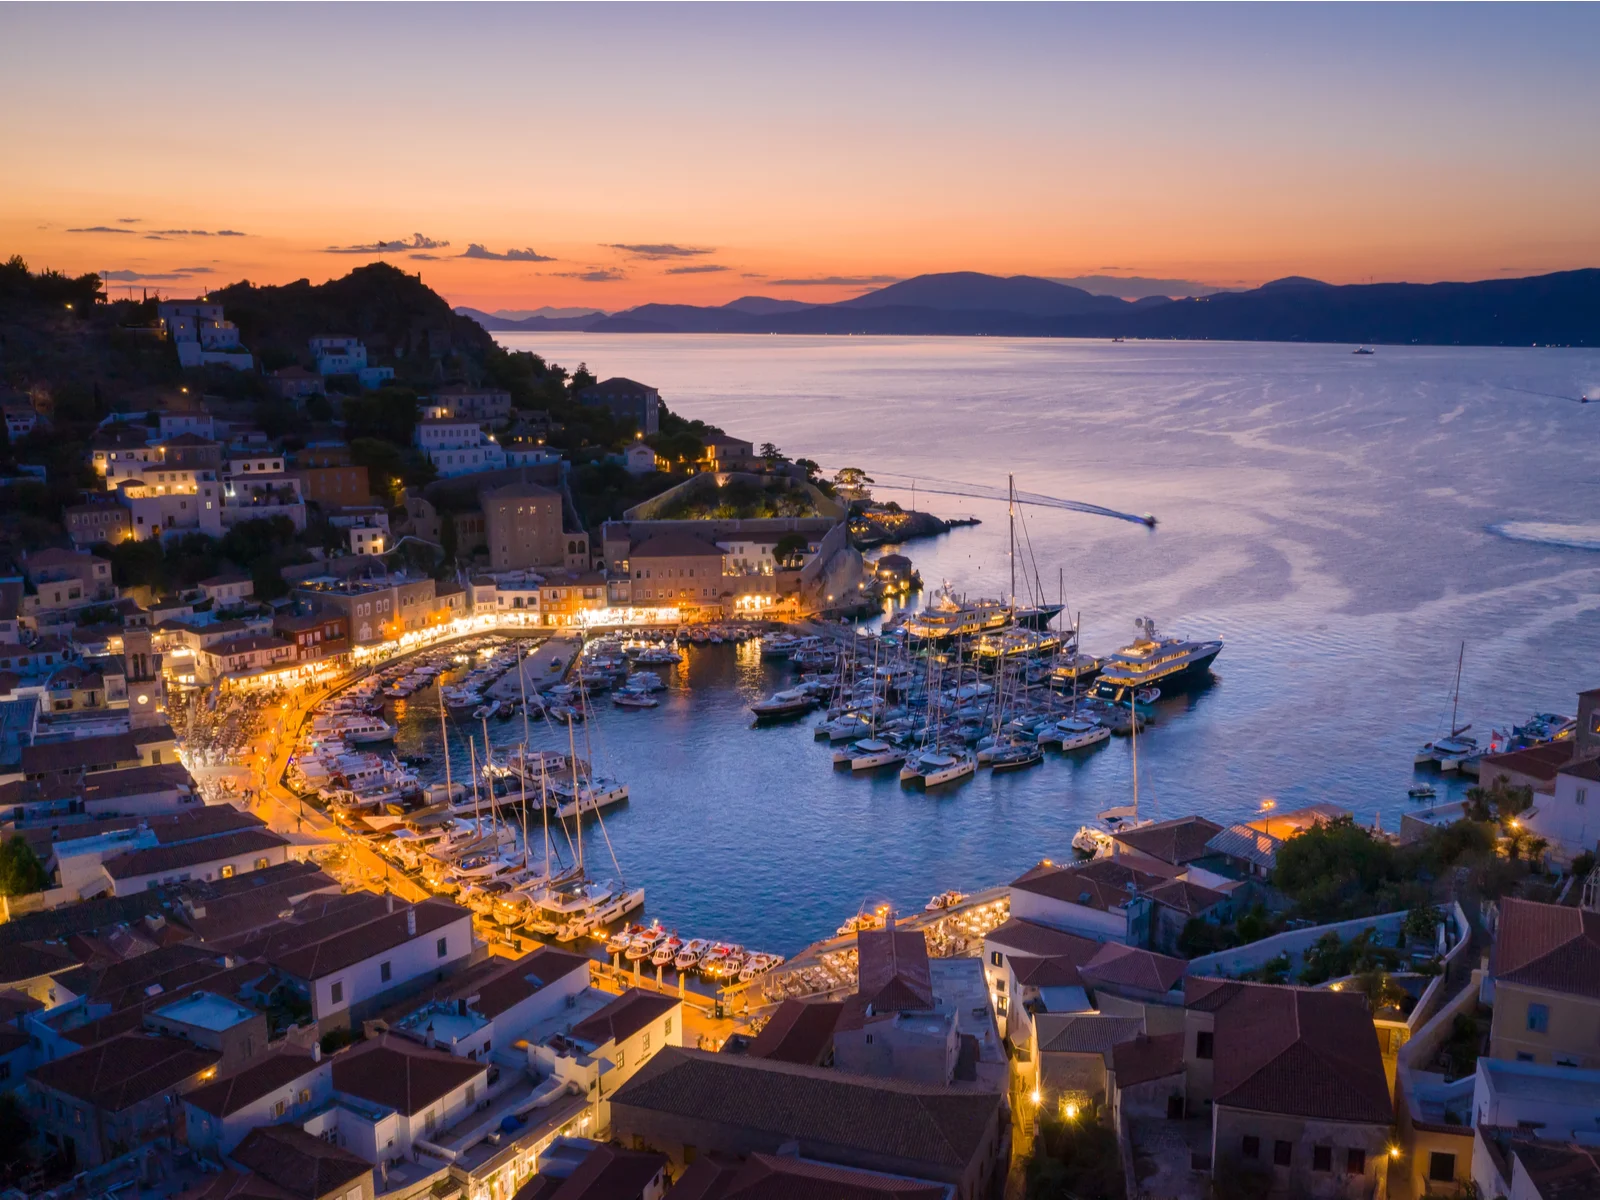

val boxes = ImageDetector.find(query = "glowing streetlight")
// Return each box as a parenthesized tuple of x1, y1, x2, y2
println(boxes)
(1064, 1103, 1078, 1120)
(1030, 1089, 1041, 1105)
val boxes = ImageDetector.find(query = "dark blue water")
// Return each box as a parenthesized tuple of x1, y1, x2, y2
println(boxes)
(391, 336, 1600, 953)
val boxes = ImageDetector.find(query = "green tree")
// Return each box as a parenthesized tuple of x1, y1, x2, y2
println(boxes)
(569, 362, 597, 394)
(832, 466, 875, 504)
(0, 836, 49, 896)
(759, 442, 789, 470)
(340, 386, 420, 444)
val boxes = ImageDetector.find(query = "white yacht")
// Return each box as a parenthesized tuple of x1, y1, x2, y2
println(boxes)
(751, 688, 817, 719)
(833, 738, 907, 771)
(548, 777, 630, 820)
(900, 747, 977, 788)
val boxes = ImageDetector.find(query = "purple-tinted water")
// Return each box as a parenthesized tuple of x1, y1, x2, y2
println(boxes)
(393, 335, 1600, 953)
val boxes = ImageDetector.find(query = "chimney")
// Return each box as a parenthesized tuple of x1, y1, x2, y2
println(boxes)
(425, 1022, 435, 1050)
(406, 907, 416, 937)
(312, 1041, 322, 1063)
(386, 894, 394, 914)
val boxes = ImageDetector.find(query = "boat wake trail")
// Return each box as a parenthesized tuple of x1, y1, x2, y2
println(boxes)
(870, 471, 1155, 527)
(1488, 521, 1600, 552)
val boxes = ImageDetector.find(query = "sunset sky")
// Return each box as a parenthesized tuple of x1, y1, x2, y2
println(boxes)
(4, 3, 1599, 311)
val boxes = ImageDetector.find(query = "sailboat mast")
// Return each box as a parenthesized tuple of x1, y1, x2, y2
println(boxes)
(516, 641, 530, 869)
(567, 715, 583, 874)
(438, 683, 452, 803)
(1449, 641, 1465, 736)
(1130, 690, 1139, 818)
(480, 714, 495, 833)
(1008, 474, 1016, 613)
(469, 737, 481, 827)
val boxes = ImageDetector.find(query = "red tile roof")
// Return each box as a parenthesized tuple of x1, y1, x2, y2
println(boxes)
(1212, 986, 1393, 1124)
(185, 1050, 319, 1118)
(569, 988, 679, 1048)
(29, 1032, 219, 1110)
(1183, 975, 1249, 1013)
(610, 1048, 1002, 1174)
(1112, 1032, 1186, 1086)
(744, 999, 844, 1066)
(330, 1036, 485, 1115)
(1491, 897, 1600, 1001)
(1111, 816, 1225, 865)
(856, 924, 934, 1013)
(1012, 955, 1086, 988)
(1010, 857, 1174, 911)
(985, 918, 1101, 962)
(103, 828, 287, 880)
(535, 1144, 666, 1200)
(691, 1153, 950, 1199)
(1080, 943, 1188, 994)
(1477, 741, 1581, 785)
(229, 1124, 371, 1200)
(1035, 1014, 1144, 1056)
(1145, 878, 1227, 917)
(268, 896, 467, 981)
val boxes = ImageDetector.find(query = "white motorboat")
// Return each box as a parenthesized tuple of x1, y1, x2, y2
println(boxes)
(901, 748, 977, 788)
(1053, 716, 1110, 751)
(751, 688, 817, 719)
(311, 714, 396, 744)
(815, 712, 875, 742)
(834, 738, 907, 771)
(674, 938, 709, 971)
(651, 934, 684, 967)
(613, 690, 660, 710)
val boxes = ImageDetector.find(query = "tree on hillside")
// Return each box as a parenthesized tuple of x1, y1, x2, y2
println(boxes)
(569, 362, 597, 393)
(832, 466, 874, 504)
(759, 443, 789, 470)
(1465, 776, 1533, 824)
(340, 386, 420, 445)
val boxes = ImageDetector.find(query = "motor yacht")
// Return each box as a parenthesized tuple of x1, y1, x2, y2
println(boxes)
(1052, 716, 1110, 752)
(613, 690, 660, 709)
(1090, 617, 1222, 704)
(834, 737, 907, 771)
(989, 742, 1044, 772)
(548, 777, 629, 820)
(901, 747, 977, 788)
(751, 688, 818, 719)
(651, 934, 684, 968)
(674, 938, 709, 971)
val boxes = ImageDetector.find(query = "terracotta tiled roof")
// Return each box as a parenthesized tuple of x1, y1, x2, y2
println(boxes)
(535, 1145, 666, 1200)
(1010, 857, 1174, 911)
(1477, 741, 1581, 785)
(985, 918, 1101, 962)
(1145, 878, 1227, 917)
(1081, 943, 1188, 994)
(629, 532, 725, 560)
(856, 924, 934, 1013)
(1183, 975, 1248, 1013)
(1491, 897, 1600, 1000)
(185, 1051, 319, 1118)
(330, 1036, 485, 1115)
(267, 896, 467, 981)
(744, 998, 844, 1065)
(1212, 986, 1393, 1124)
(0, 940, 77, 985)
(103, 828, 287, 880)
(229, 1124, 371, 1200)
(1011, 955, 1087, 988)
(688, 1153, 950, 1199)
(569, 988, 679, 1047)
(1111, 816, 1225, 865)
(29, 1032, 219, 1110)
(611, 1048, 1002, 1172)
(1035, 1014, 1144, 1057)
(1112, 1032, 1186, 1086)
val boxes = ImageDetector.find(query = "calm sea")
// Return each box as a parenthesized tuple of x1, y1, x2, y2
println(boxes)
(399, 335, 1600, 954)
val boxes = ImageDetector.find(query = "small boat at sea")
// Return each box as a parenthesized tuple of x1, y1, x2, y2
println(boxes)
(833, 737, 906, 771)
(1408, 783, 1438, 801)
(751, 688, 817, 719)
(613, 690, 660, 709)
(900, 747, 977, 788)
(1090, 617, 1221, 705)
(674, 938, 709, 971)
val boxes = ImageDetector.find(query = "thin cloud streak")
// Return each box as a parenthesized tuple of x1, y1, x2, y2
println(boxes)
(664, 264, 730, 275)
(554, 267, 626, 282)
(606, 243, 714, 260)
(459, 244, 555, 262)
(326, 233, 447, 254)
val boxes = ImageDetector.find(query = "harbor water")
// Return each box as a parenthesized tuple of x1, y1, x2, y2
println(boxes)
(396, 336, 1600, 953)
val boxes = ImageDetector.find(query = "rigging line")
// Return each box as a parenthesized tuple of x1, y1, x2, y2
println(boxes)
(574, 659, 628, 885)
(868, 471, 1153, 525)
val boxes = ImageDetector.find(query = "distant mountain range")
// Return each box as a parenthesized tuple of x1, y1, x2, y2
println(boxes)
(456, 269, 1600, 346)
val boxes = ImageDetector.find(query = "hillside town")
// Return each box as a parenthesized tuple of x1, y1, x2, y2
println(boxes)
(0, 259, 1596, 1200)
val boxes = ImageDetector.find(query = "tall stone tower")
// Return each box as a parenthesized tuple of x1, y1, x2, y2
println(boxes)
(123, 627, 164, 729)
